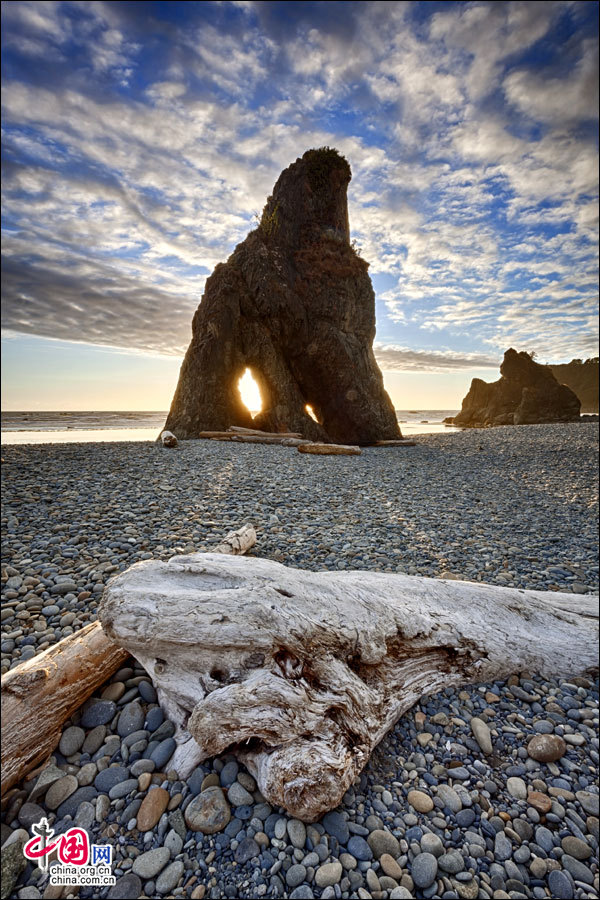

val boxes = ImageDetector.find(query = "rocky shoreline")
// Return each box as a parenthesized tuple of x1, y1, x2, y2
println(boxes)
(1, 423, 598, 900)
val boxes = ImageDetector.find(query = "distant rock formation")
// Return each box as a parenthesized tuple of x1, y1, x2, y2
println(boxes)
(164, 148, 400, 444)
(549, 358, 599, 413)
(453, 349, 581, 427)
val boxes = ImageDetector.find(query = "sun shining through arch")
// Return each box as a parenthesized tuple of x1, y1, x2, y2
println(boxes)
(238, 367, 262, 415)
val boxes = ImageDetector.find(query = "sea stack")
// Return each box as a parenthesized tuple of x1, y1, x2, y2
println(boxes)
(453, 348, 581, 427)
(164, 148, 400, 444)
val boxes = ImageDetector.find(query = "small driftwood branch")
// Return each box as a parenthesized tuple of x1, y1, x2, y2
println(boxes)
(370, 439, 416, 447)
(298, 442, 361, 456)
(0, 624, 129, 797)
(0, 524, 256, 797)
(98, 553, 598, 821)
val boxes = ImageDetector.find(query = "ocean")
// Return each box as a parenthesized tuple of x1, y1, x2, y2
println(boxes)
(0, 410, 461, 444)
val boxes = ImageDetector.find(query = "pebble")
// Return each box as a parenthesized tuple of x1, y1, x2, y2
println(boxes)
(2, 426, 599, 899)
(470, 717, 493, 754)
(184, 787, 231, 833)
(58, 726, 85, 756)
(315, 861, 343, 888)
(527, 734, 567, 762)
(155, 860, 184, 893)
(44, 775, 78, 810)
(107, 874, 143, 899)
(136, 786, 170, 831)
(227, 782, 254, 806)
(367, 829, 400, 858)
(407, 789, 434, 812)
(131, 846, 171, 879)
(411, 852, 438, 888)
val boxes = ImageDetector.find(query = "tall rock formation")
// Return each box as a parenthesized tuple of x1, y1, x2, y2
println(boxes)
(549, 358, 599, 413)
(453, 348, 581, 427)
(164, 148, 400, 444)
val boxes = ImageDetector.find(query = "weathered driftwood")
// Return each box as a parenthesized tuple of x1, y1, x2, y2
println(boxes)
(228, 426, 303, 438)
(160, 430, 179, 448)
(98, 553, 598, 821)
(298, 442, 361, 456)
(0, 525, 256, 798)
(1, 624, 129, 797)
(199, 431, 305, 446)
(231, 436, 306, 446)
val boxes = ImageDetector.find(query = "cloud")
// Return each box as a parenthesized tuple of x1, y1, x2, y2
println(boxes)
(0, 0, 597, 370)
(375, 344, 499, 372)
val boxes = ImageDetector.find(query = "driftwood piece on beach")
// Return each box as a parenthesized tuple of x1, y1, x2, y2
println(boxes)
(1, 624, 129, 797)
(98, 553, 599, 821)
(160, 430, 179, 448)
(298, 442, 361, 456)
(231, 436, 307, 446)
(228, 426, 303, 438)
(0, 524, 257, 798)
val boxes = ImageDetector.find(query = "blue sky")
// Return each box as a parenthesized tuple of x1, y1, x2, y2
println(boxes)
(1, 0, 598, 410)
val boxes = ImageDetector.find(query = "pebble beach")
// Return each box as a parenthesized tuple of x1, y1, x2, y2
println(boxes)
(1, 422, 599, 900)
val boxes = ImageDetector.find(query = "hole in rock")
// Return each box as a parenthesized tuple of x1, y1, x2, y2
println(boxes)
(210, 667, 227, 683)
(238, 368, 262, 416)
(305, 404, 319, 422)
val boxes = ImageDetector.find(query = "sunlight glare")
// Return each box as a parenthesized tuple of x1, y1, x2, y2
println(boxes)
(238, 368, 262, 414)
(305, 404, 318, 422)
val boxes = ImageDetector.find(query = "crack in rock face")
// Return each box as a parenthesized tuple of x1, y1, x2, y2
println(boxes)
(163, 147, 400, 445)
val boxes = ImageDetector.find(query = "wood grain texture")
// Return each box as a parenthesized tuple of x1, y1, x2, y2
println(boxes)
(98, 553, 598, 820)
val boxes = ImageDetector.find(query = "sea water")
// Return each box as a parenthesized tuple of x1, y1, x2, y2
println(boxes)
(0, 410, 461, 444)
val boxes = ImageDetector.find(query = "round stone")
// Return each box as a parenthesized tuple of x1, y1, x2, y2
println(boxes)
(321, 811, 349, 845)
(132, 847, 171, 879)
(547, 869, 574, 900)
(527, 734, 567, 762)
(235, 837, 260, 864)
(184, 786, 231, 834)
(94, 766, 129, 793)
(367, 829, 400, 859)
(421, 832, 444, 857)
(117, 701, 145, 737)
(80, 700, 116, 728)
(507, 777, 527, 800)
(527, 790, 551, 813)
(380, 853, 403, 879)
(576, 791, 599, 816)
(411, 852, 438, 888)
(136, 787, 170, 831)
(315, 861, 343, 888)
(407, 790, 434, 813)
(227, 781, 254, 806)
(155, 860, 184, 894)
(59, 726, 85, 757)
(286, 864, 308, 888)
(347, 835, 372, 860)
(561, 836, 592, 860)
(45, 775, 78, 810)
(529, 857, 546, 878)
(436, 784, 462, 812)
(150, 738, 176, 770)
(288, 819, 307, 849)
(107, 874, 142, 899)
(438, 850, 465, 874)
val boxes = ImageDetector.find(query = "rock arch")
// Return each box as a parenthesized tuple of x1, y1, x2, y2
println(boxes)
(164, 148, 401, 444)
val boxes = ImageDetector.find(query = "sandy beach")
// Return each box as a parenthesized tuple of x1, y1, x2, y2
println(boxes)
(1, 423, 598, 899)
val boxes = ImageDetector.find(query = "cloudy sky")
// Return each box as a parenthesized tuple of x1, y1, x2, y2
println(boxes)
(2, 0, 598, 410)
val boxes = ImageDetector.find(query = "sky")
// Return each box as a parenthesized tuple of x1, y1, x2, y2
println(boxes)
(1, 0, 598, 412)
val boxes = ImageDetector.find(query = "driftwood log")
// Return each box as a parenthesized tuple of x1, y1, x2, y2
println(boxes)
(1, 624, 129, 797)
(228, 426, 303, 438)
(0, 526, 256, 798)
(297, 443, 361, 456)
(98, 553, 598, 821)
